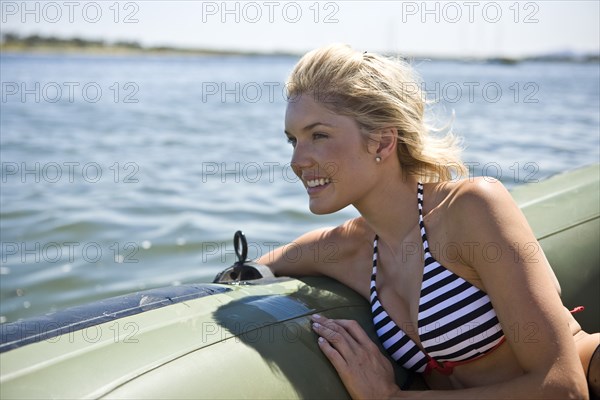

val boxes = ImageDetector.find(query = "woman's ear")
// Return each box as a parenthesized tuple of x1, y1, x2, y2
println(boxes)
(368, 127, 398, 161)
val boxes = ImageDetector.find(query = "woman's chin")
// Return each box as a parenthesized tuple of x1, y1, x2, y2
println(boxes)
(308, 200, 343, 215)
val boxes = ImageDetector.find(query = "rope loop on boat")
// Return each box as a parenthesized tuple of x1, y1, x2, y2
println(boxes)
(234, 230, 248, 264)
(212, 230, 274, 283)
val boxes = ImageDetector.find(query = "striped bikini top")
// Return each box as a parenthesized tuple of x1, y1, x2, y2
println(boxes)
(370, 183, 505, 375)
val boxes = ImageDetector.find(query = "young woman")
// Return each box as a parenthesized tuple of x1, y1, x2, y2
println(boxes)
(257, 44, 599, 399)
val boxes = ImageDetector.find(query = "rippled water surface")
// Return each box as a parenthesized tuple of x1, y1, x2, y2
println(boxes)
(1, 53, 599, 323)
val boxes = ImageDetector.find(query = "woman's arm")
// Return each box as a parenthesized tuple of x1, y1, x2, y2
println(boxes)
(312, 178, 589, 399)
(445, 178, 587, 397)
(256, 217, 372, 279)
(256, 226, 336, 276)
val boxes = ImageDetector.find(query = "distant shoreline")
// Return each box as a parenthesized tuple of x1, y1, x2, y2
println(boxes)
(0, 33, 300, 57)
(0, 44, 298, 58)
(1, 33, 598, 64)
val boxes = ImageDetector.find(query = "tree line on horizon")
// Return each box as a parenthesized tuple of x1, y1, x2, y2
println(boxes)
(1, 32, 143, 49)
(2, 32, 598, 62)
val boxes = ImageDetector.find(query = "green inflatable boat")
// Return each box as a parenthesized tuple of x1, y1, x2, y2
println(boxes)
(1, 164, 598, 399)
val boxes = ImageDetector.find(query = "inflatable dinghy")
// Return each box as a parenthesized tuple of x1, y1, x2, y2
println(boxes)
(1, 164, 598, 399)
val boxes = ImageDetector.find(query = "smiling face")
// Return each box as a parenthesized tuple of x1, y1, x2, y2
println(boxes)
(285, 94, 380, 214)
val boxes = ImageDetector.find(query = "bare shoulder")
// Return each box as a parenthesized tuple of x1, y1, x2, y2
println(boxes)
(437, 176, 509, 201)
(453, 176, 511, 203)
(332, 216, 374, 242)
(317, 217, 375, 295)
(293, 216, 373, 246)
(423, 177, 532, 268)
(426, 177, 514, 225)
(258, 216, 374, 279)
(434, 177, 562, 293)
(323, 216, 375, 262)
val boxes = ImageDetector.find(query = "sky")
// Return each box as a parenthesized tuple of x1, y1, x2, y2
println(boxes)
(1, 0, 599, 58)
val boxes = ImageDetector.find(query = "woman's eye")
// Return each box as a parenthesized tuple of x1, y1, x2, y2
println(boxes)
(313, 132, 328, 140)
(286, 137, 297, 147)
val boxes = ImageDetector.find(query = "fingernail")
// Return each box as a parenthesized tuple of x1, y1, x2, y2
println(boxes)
(312, 314, 321, 319)
(318, 337, 324, 344)
(312, 322, 320, 329)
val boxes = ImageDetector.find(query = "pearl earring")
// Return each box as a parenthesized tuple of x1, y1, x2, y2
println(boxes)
(375, 156, 382, 163)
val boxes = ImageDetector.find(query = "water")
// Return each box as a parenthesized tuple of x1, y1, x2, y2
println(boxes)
(1, 53, 598, 324)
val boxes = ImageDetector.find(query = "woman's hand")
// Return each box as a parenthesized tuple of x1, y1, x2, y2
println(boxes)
(311, 314, 401, 399)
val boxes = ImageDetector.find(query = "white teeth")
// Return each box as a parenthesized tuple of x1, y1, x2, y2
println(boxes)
(306, 178, 331, 188)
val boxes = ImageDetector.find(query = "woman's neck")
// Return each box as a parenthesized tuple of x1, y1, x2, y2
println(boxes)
(354, 170, 420, 255)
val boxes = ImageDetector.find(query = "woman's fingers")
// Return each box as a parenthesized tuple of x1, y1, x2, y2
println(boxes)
(332, 319, 376, 347)
(311, 314, 400, 399)
(311, 314, 374, 348)
(316, 336, 348, 371)
(311, 314, 381, 365)
(312, 317, 356, 356)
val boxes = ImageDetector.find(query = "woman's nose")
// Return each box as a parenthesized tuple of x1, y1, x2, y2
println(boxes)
(290, 143, 314, 176)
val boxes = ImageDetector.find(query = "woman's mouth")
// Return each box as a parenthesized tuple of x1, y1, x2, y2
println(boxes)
(305, 177, 331, 194)
(306, 177, 331, 188)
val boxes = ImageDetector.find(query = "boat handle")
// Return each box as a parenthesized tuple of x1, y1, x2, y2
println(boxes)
(234, 230, 248, 264)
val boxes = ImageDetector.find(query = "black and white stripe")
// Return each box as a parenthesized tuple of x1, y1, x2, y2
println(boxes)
(370, 183, 504, 373)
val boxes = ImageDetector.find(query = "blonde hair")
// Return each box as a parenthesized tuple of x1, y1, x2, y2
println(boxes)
(286, 44, 467, 182)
